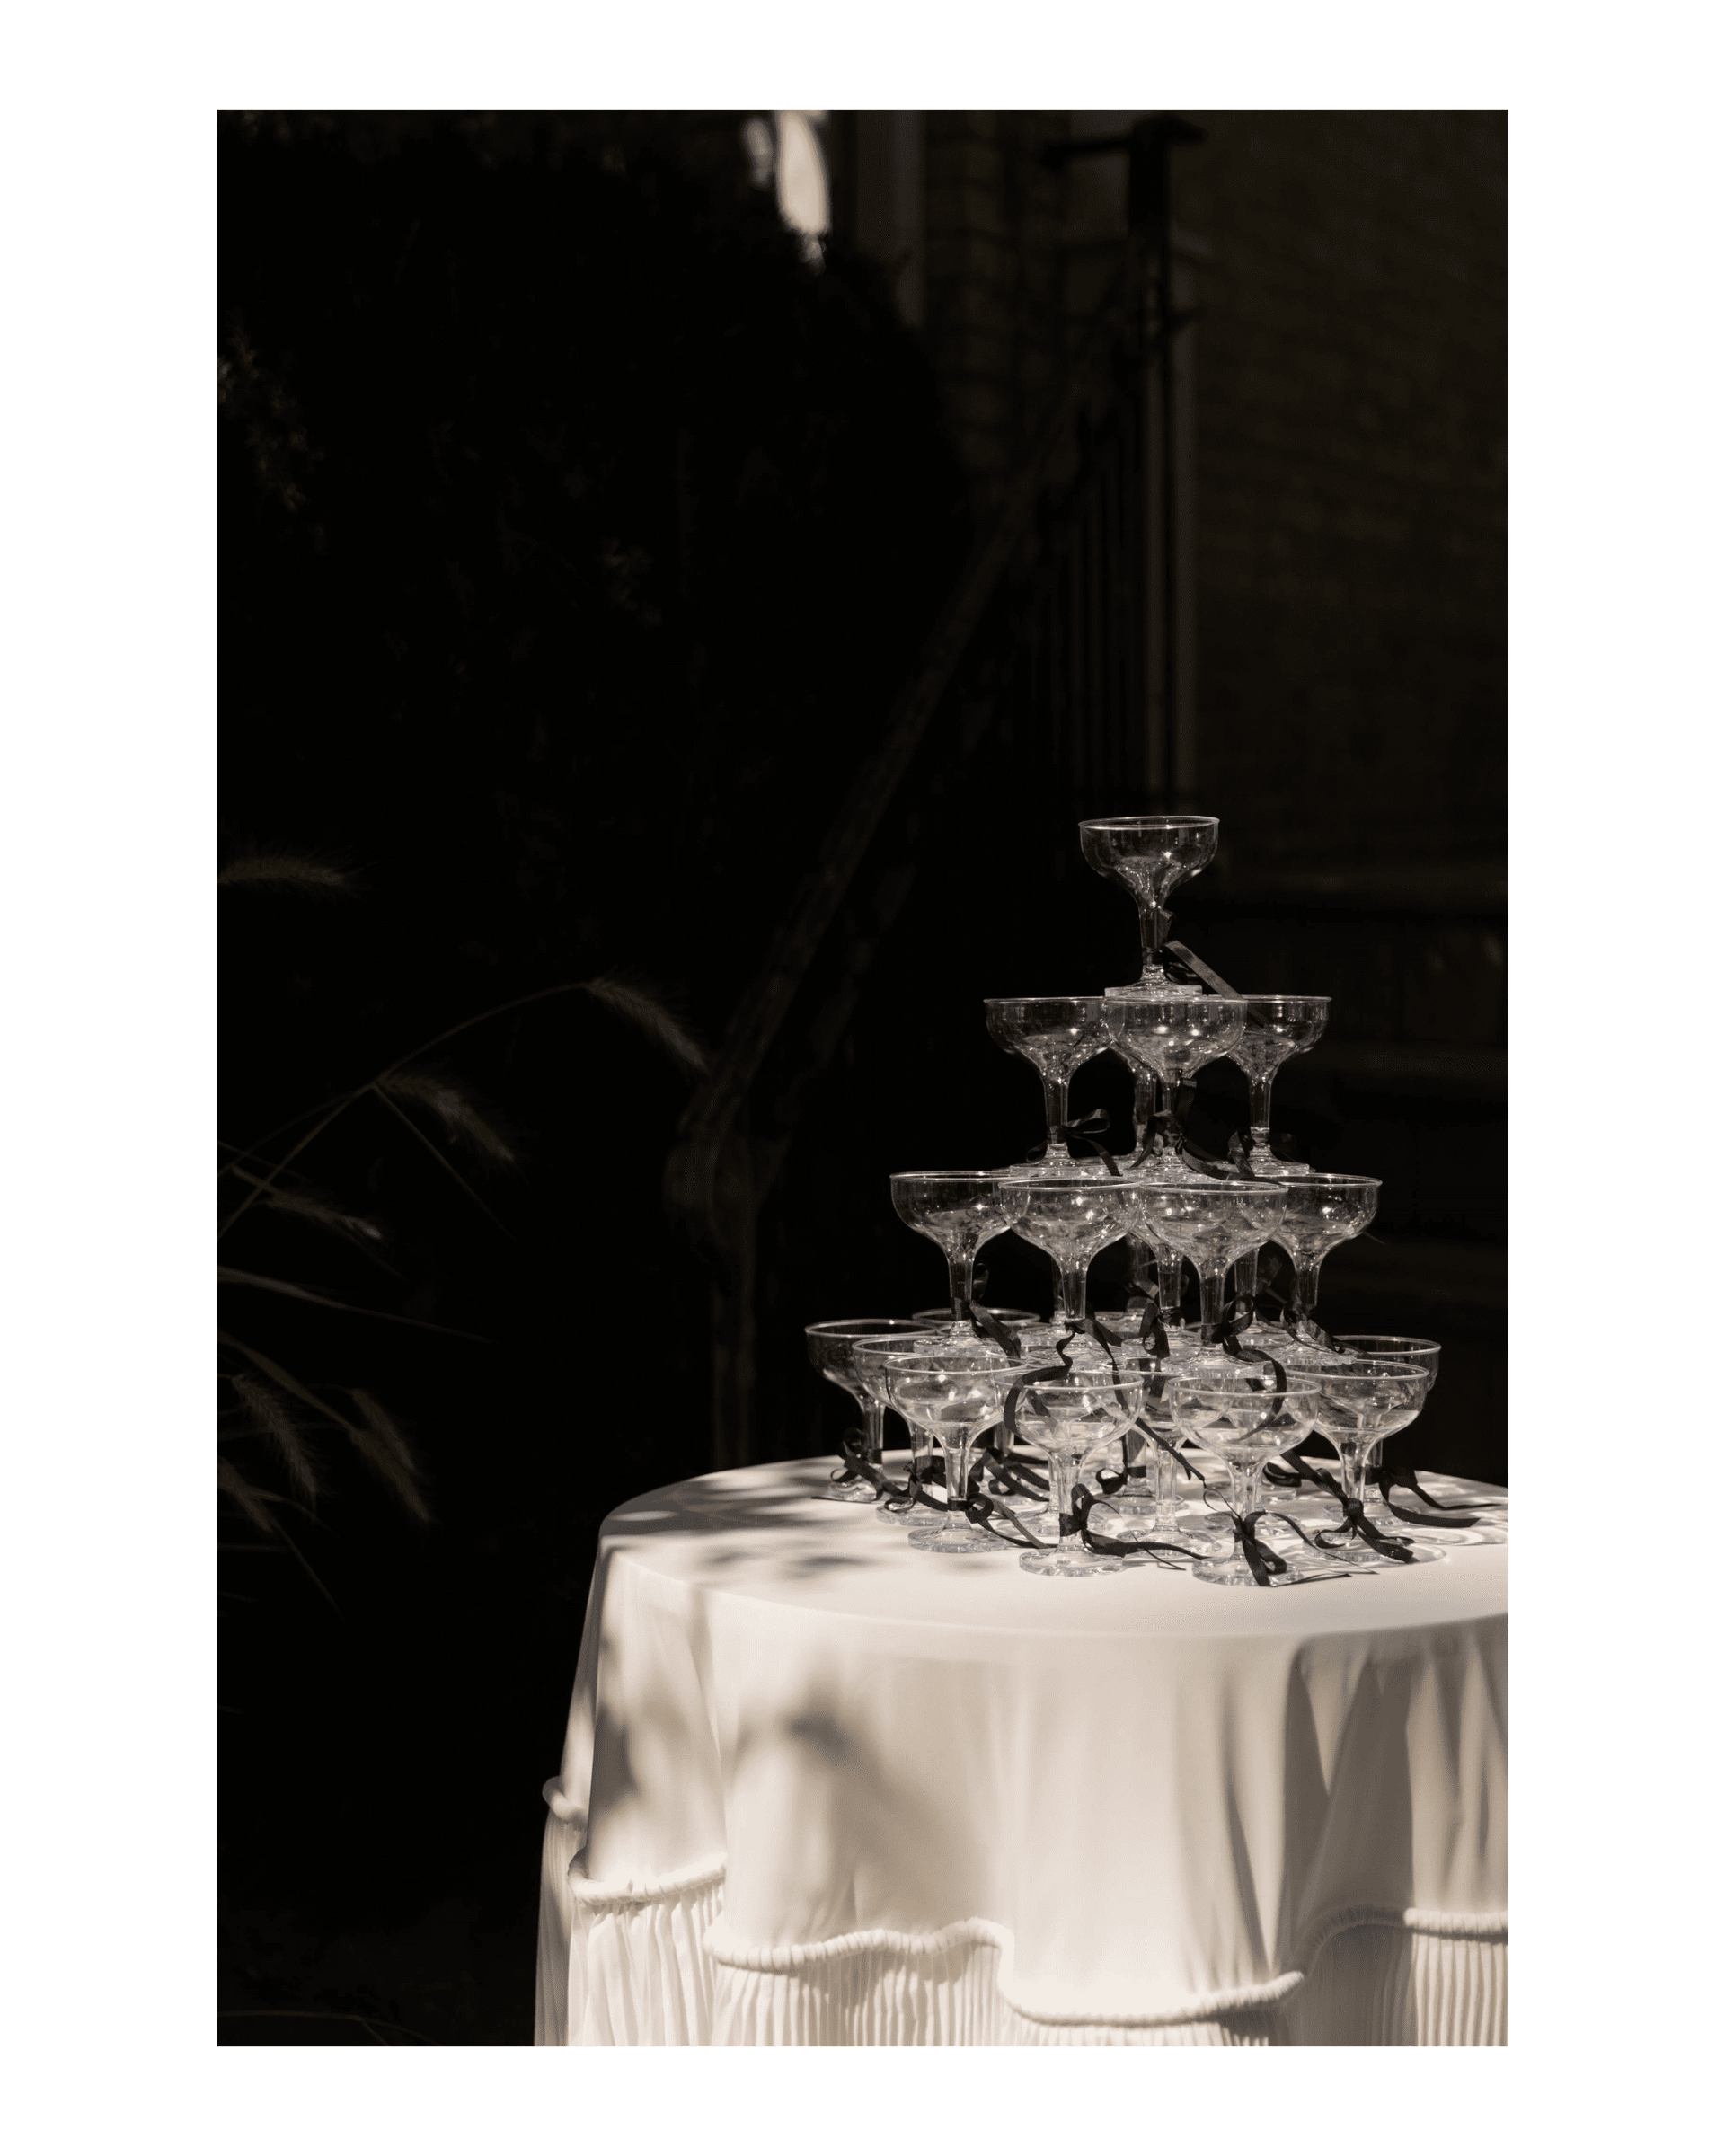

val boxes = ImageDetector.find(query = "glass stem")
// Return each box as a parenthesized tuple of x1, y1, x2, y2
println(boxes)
(1137, 898, 1169, 978)
(910, 1419, 933, 1476)
(1293, 1258, 1325, 1331)
(1049, 1454, 1080, 1551)
(1227, 1462, 1257, 1517)
(1154, 1436, 1181, 1533)
(1041, 1074, 1071, 1156)
(942, 1436, 974, 1524)
(1198, 1265, 1228, 1345)
(1248, 1076, 1275, 1149)
(1128, 1235, 1156, 1298)
(864, 1399, 885, 1465)
(1131, 1074, 1156, 1154)
(1056, 1259, 1089, 1327)
(1123, 1426, 1150, 1501)
(1233, 1247, 1260, 1312)
(947, 1250, 975, 1323)
(1158, 1248, 1185, 1322)
(1340, 1443, 1367, 1511)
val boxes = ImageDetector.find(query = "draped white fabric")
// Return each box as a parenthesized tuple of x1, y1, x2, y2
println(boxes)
(535, 1456, 1507, 2047)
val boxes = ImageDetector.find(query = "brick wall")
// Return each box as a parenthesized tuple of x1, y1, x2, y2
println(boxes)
(922, 111, 1071, 501)
(1178, 111, 1507, 876)
(897, 110, 1507, 881)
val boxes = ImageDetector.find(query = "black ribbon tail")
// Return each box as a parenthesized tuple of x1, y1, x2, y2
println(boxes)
(968, 1301, 1022, 1361)
(1370, 1466, 1481, 1528)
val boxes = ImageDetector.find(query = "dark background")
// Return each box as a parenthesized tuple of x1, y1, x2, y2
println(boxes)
(217, 110, 1506, 2043)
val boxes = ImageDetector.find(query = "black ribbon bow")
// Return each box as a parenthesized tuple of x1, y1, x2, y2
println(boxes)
(1303, 1465, 1419, 1563)
(1121, 1293, 1172, 1361)
(831, 1432, 951, 1516)
(1131, 1089, 1249, 1182)
(1066, 1481, 1199, 1568)
(1029, 1107, 1122, 1177)
(1213, 1507, 1291, 1586)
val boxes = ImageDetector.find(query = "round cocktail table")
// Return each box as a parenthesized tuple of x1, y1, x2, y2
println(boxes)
(535, 1454, 1507, 2046)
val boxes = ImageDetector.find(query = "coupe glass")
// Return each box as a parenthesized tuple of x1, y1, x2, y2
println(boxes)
(1077, 815, 1219, 997)
(852, 1333, 943, 1510)
(1305, 1357, 1439, 1567)
(888, 1348, 1027, 1556)
(1227, 996, 1330, 1175)
(889, 1171, 1011, 1336)
(1269, 1174, 1381, 1348)
(1104, 996, 1248, 1182)
(1000, 1176, 1141, 1330)
(1169, 1373, 1325, 1584)
(1334, 1335, 1441, 1387)
(1013, 1367, 1146, 1576)
(805, 1318, 942, 1502)
(1129, 1177, 1288, 1369)
(1077, 1340, 1209, 1548)
(983, 997, 1110, 1173)
(1327, 1337, 1498, 1542)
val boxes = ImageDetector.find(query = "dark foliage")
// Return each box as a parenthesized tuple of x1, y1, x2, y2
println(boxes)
(218, 119, 969, 2016)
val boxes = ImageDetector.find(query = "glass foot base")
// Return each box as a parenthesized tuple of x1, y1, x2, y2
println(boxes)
(1367, 1509, 1508, 1547)
(1248, 1150, 1310, 1177)
(1080, 1508, 1144, 1539)
(814, 1478, 882, 1504)
(1267, 1339, 1353, 1371)
(1122, 1153, 1208, 1186)
(1104, 977, 1204, 1001)
(1019, 1544, 1125, 1575)
(1306, 1537, 1446, 1568)
(1259, 1489, 1333, 1522)
(1226, 1324, 1305, 1358)
(1186, 1516, 1243, 1554)
(1191, 1556, 1299, 1586)
(907, 1519, 1004, 1555)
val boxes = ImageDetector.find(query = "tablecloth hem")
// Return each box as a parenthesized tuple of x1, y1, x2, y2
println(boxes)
(539, 1835, 1507, 2045)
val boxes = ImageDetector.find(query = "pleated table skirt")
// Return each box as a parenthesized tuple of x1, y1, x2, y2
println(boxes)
(535, 1822, 1507, 2048)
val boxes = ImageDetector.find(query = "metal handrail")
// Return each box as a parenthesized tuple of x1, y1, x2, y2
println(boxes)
(662, 236, 1154, 1254)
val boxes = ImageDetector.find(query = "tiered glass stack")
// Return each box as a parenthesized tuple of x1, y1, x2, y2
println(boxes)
(805, 816, 1507, 1584)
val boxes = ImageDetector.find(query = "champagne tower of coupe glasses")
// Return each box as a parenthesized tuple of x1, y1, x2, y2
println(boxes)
(801, 805, 1479, 1577)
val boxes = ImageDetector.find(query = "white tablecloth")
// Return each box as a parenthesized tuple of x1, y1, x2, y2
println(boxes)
(535, 1454, 1507, 2046)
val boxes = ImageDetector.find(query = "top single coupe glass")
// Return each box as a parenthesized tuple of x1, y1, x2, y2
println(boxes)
(1077, 815, 1220, 997)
